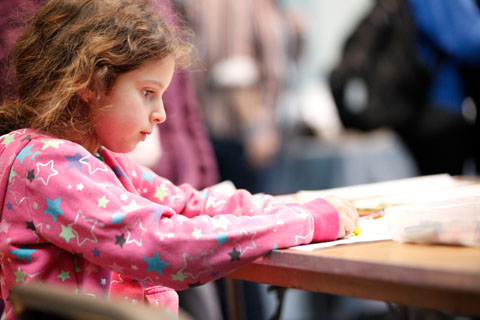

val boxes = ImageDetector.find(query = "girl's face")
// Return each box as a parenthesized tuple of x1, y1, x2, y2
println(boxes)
(89, 56, 175, 154)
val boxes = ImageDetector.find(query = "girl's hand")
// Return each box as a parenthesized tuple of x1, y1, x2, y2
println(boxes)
(324, 195, 359, 239)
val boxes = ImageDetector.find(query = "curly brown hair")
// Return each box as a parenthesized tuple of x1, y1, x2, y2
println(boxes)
(0, 0, 192, 147)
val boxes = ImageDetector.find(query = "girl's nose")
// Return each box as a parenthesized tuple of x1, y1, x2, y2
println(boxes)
(151, 104, 166, 124)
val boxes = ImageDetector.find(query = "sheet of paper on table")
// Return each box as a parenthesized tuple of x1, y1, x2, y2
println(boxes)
(290, 174, 480, 251)
(291, 215, 391, 251)
(213, 175, 479, 250)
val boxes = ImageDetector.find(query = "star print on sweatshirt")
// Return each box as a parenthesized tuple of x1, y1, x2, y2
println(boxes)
(0, 129, 339, 319)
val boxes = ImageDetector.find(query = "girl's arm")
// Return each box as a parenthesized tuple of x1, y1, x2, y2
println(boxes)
(108, 150, 328, 221)
(18, 136, 339, 290)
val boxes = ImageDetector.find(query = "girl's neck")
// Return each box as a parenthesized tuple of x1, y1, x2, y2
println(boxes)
(59, 131, 99, 155)
(82, 139, 101, 155)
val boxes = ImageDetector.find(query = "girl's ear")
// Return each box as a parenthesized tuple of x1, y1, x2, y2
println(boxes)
(77, 88, 96, 104)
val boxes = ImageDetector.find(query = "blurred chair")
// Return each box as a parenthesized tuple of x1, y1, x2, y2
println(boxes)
(10, 284, 192, 320)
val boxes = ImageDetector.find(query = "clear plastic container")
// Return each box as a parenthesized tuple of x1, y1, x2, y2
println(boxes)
(385, 197, 480, 247)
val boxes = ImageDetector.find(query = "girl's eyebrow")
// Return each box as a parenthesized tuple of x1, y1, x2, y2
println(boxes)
(141, 80, 165, 89)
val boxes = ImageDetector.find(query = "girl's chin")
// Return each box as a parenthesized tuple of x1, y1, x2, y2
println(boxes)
(107, 144, 138, 154)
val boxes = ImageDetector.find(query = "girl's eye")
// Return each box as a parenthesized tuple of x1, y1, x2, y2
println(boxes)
(143, 89, 154, 98)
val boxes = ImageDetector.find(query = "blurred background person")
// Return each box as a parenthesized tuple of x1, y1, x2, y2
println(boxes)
(329, 0, 480, 178)
(176, 0, 289, 195)
(0, 0, 41, 100)
(401, 0, 480, 176)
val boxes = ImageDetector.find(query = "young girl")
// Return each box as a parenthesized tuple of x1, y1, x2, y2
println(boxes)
(0, 0, 358, 318)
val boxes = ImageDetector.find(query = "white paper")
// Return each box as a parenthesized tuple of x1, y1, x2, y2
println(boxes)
(290, 216, 391, 251)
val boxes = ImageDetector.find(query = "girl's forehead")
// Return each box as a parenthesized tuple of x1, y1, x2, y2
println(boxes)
(115, 56, 176, 87)
(138, 56, 175, 74)
(141, 55, 175, 68)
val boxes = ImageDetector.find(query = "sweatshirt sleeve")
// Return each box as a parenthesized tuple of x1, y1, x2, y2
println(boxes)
(18, 137, 339, 290)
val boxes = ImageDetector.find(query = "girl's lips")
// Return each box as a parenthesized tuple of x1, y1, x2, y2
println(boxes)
(140, 132, 150, 141)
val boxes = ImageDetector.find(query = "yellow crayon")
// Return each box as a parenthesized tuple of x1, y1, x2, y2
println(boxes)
(353, 225, 361, 236)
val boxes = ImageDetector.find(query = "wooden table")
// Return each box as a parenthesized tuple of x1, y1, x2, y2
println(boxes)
(228, 240, 480, 317)
(226, 175, 480, 318)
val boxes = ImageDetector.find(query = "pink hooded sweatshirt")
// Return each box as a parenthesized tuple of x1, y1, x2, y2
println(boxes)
(0, 129, 339, 319)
